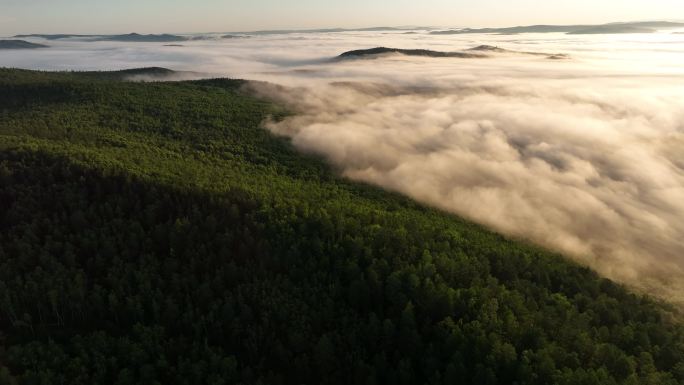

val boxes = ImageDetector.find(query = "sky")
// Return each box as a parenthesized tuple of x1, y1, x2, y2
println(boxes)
(1, 0, 682, 35)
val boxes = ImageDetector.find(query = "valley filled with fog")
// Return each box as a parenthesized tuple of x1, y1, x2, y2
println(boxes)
(3, 29, 684, 303)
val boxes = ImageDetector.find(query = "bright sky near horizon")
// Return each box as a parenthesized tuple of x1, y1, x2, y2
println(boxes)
(0, 0, 682, 35)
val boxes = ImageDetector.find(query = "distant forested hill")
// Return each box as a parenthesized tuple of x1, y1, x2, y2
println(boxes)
(430, 21, 684, 35)
(0, 40, 48, 49)
(0, 68, 683, 385)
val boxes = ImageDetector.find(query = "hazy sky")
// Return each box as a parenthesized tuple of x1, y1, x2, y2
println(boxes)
(1, 0, 682, 35)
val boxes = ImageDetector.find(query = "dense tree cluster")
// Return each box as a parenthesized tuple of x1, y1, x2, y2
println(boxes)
(0, 68, 683, 384)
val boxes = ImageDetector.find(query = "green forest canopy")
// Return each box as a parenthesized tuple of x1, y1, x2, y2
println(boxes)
(0, 68, 683, 385)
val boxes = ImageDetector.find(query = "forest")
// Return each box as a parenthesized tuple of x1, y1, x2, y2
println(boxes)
(0, 68, 683, 385)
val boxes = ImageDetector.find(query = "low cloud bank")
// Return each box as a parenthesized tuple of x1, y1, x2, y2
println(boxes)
(261, 78, 684, 302)
(249, 36, 684, 303)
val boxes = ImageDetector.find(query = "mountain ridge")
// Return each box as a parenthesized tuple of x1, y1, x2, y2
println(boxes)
(0, 40, 48, 49)
(431, 21, 684, 35)
(337, 46, 569, 60)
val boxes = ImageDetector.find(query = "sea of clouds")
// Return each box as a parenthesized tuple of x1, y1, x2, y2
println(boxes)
(3, 30, 684, 303)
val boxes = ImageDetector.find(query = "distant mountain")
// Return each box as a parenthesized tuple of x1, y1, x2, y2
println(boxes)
(468, 45, 570, 59)
(99, 33, 187, 42)
(72, 67, 178, 81)
(248, 27, 408, 35)
(356, 27, 404, 31)
(112, 67, 176, 78)
(338, 46, 569, 60)
(251, 28, 344, 35)
(624, 21, 684, 28)
(14, 34, 97, 40)
(432, 21, 684, 35)
(568, 25, 655, 34)
(338, 47, 485, 59)
(467, 45, 511, 53)
(13, 28, 419, 42)
(0, 40, 48, 49)
(13, 33, 189, 42)
(116, 67, 175, 75)
(431, 25, 587, 35)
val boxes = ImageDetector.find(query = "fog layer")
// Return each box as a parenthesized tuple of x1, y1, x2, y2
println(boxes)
(3, 30, 684, 303)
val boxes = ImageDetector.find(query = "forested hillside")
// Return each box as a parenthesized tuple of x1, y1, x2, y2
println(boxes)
(0, 68, 683, 385)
